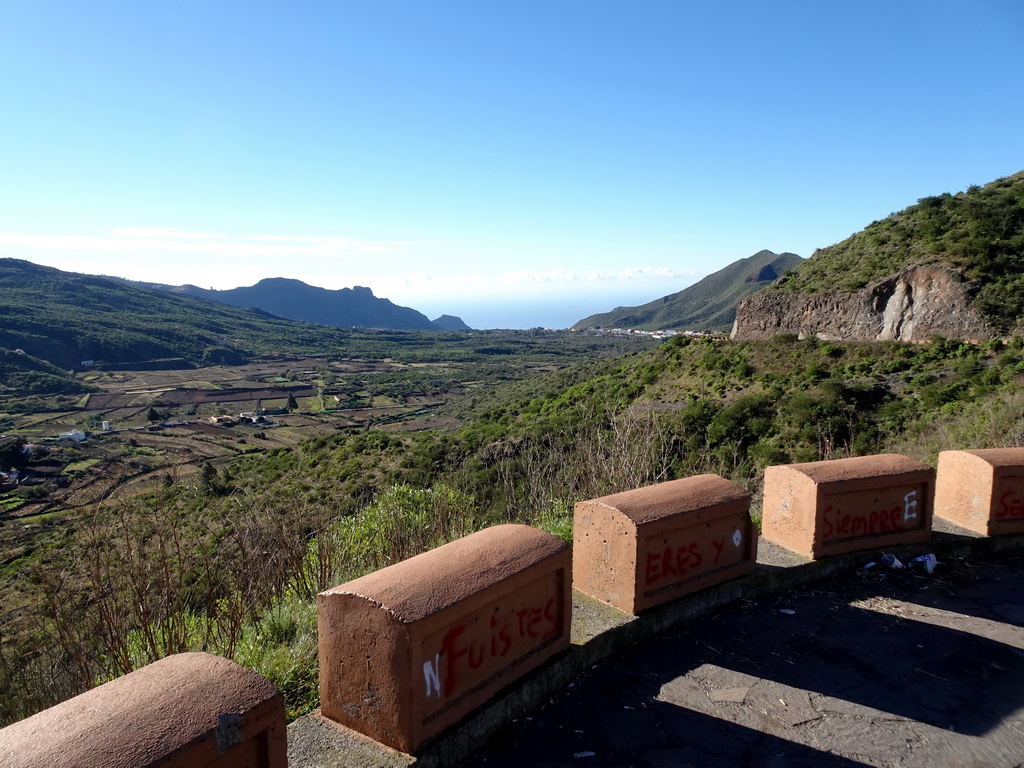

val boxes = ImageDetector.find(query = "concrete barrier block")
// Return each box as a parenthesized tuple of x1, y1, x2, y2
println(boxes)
(318, 524, 571, 754)
(762, 454, 934, 558)
(573, 475, 756, 614)
(935, 448, 1024, 535)
(0, 652, 286, 768)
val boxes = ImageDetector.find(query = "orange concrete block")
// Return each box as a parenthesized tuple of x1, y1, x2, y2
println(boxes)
(0, 652, 286, 768)
(762, 454, 934, 558)
(573, 475, 756, 614)
(935, 448, 1024, 535)
(318, 524, 571, 753)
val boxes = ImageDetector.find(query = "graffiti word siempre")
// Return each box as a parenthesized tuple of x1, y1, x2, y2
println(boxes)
(423, 596, 559, 699)
(997, 490, 1024, 518)
(644, 529, 742, 588)
(822, 491, 919, 539)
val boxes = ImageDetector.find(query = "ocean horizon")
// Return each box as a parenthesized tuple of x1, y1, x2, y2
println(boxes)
(417, 293, 669, 331)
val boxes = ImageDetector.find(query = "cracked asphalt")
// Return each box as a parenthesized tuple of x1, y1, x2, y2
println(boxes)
(467, 555, 1024, 768)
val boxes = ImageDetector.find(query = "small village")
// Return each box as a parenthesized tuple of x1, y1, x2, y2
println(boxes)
(583, 327, 725, 340)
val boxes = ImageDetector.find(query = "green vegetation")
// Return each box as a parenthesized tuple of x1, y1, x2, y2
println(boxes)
(6, 332, 1024, 725)
(0, 259, 652, 376)
(0, 258, 340, 369)
(773, 171, 1024, 332)
(0, 347, 91, 398)
(5, 174, 1024, 729)
(573, 250, 804, 331)
(0, 261, 656, 428)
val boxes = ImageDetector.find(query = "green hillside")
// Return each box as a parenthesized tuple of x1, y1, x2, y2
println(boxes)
(0, 259, 657, 404)
(8, 326, 1024, 723)
(172, 279, 461, 331)
(772, 170, 1024, 333)
(572, 250, 803, 331)
(0, 348, 91, 396)
(0, 259, 367, 370)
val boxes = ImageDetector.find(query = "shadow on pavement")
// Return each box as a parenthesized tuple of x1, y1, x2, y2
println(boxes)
(469, 557, 1024, 766)
(473, 702, 874, 767)
(695, 585, 1024, 736)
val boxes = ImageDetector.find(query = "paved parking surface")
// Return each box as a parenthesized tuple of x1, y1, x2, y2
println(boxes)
(468, 556, 1024, 767)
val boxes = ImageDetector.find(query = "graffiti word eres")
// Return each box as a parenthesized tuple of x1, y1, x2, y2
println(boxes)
(644, 529, 743, 588)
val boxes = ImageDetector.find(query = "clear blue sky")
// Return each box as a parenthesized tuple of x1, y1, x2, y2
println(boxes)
(1, 1, 1022, 328)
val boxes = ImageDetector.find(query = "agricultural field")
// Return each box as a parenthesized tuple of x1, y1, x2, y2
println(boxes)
(0, 356, 450, 642)
(0, 334, 653, 586)
(0, 355, 460, 515)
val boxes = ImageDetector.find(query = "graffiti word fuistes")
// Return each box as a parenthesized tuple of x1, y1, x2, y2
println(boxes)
(822, 490, 920, 540)
(644, 528, 744, 588)
(423, 596, 560, 700)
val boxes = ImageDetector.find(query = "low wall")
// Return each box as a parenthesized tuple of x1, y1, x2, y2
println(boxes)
(573, 475, 756, 613)
(292, 519, 1024, 768)
(317, 524, 571, 754)
(762, 454, 934, 558)
(0, 652, 286, 768)
(11, 449, 1024, 768)
(935, 448, 1024, 535)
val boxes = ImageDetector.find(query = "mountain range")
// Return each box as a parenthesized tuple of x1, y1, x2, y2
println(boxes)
(4, 167, 1020, 384)
(116, 277, 470, 332)
(572, 250, 804, 331)
(0, 259, 377, 374)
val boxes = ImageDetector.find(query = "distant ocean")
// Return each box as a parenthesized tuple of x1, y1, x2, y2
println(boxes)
(424, 296, 648, 331)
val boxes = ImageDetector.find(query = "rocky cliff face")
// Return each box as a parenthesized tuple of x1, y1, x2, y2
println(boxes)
(731, 266, 994, 342)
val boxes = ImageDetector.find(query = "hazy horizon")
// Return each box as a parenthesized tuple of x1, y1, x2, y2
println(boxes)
(90, 260, 696, 330)
(2, 3, 1021, 310)
(413, 289, 685, 330)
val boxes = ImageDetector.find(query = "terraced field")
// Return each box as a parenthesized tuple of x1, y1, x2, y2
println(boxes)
(0, 354, 463, 581)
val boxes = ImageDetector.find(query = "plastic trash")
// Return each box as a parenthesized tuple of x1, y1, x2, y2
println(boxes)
(909, 553, 938, 574)
(881, 553, 905, 569)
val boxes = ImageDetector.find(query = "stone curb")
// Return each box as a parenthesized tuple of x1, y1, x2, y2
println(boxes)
(287, 519, 1024, 768)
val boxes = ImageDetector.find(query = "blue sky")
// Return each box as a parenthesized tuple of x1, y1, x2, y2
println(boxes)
(1, 2, 1022, 329)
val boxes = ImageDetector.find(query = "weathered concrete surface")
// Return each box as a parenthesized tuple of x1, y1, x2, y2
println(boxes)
(574, 475, 756, 614)
(762, 454, 934, 558)
(936, 448, 1024, 535)
(291, 525, 1024, 767)
(0, 652, 286, 768)
(318, 524, 570, 753)
(470, 555, 1024, 768)
(287, 714, 416, 768)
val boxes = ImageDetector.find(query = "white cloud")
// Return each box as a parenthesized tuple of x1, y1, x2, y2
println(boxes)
(503, 268, 580, 284)
(0, 226, 704, 310)
(369, 265, 700, 307)
(583, 266, 700, 281)
(467, 266, 699, 286)
(109, 227, 226, 240)
(0, 229, 415, 258)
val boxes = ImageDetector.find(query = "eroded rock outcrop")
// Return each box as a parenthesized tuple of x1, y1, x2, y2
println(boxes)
(731, 266, 993, 342)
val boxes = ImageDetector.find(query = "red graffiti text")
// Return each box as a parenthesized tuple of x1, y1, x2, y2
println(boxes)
(997, 490, 1024, 518)
(644, 526, 744, 588)
(822, 490, 920, 541)
(426, 595, 560, 700)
